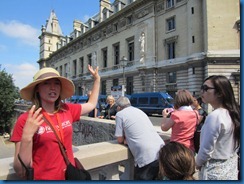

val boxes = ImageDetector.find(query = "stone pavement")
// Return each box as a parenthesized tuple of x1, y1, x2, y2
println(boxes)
(0, 136, 15, 159)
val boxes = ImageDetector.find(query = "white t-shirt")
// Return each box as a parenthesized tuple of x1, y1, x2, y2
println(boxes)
(115, 106, 165, 167)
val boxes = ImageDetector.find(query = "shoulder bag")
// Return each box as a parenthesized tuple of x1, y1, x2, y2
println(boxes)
(43, 113, 91, 180)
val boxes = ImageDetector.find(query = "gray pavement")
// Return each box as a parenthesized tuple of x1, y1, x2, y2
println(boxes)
(0, 136, 15, 159)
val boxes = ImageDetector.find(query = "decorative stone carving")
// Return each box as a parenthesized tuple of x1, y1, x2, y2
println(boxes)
(139, 32, 145, 63)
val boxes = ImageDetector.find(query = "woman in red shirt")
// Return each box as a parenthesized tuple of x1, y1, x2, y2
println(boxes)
(161, 89, 200, 152)
(11, 65, 100, 180)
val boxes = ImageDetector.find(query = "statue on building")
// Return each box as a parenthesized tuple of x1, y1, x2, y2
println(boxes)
(92, 51, 97, 66)
(139, 32, 145, 63)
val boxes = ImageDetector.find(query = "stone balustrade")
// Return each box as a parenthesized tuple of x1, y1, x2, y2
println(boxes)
(0, 106, 171, 180)
(0, 140, 134, 180)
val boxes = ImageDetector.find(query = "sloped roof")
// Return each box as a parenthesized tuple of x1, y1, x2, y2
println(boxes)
(45, 10, 63, 35)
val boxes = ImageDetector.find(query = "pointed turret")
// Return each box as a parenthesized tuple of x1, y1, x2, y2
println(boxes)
(45, 10, 63, 35)
(38, 10, 65, 64)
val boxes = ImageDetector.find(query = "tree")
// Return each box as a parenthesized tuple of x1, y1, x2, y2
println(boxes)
(0, 65, 19, 133)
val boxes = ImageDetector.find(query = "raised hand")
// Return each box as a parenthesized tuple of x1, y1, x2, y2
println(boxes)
(22, 105, 44, 140)
(88, 65, 100, 80)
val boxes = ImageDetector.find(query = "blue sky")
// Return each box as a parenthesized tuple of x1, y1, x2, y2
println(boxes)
(0, 0, 104, 90)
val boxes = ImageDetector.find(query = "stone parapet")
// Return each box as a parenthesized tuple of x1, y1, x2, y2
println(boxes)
(0, 140, 133, 180)
(73, 117, 116, 146)
(6, 107, 171, 180)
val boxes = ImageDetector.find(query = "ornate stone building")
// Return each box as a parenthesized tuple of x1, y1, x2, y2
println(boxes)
(38, 0, 240, 103)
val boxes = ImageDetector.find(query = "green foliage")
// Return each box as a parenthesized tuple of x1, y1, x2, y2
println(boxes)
(0, 65, 20, 133)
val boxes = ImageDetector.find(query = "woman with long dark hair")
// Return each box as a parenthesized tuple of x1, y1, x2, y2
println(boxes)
(196, 75, 240, 180)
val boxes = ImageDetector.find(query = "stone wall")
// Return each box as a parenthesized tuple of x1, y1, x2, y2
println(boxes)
(73, 117, 116, 146)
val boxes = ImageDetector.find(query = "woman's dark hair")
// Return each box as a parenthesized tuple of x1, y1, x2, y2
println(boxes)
(196, 97, 203, 106)
(159, 142, 195, 180)
(204, 75, 240, 150)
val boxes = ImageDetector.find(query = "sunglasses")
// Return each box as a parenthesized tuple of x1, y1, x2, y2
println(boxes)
(201, 85, 215, 92)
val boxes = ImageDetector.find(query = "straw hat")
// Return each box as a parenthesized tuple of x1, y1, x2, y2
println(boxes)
(20, 67, 75, 101)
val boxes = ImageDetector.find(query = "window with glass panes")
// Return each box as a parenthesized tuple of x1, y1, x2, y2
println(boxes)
(114, 43, 120, 65)
(101, 80, 106, 95)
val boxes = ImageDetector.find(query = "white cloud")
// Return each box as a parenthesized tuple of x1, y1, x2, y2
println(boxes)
(0, 20, 40, 47)
(3, 63, 39, 89)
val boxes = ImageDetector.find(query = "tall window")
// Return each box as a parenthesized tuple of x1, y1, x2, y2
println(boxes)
(87, 54, 92, 66)
(59, 65, 63, 76)
(192, 67, 195, 74)
(166, 0, 175, 9)
(167, 42, 175, 59)
(114, 4, 119, 13)
(113, 78, 119, 86)
(166, 17, 175, 31)
(113, 43, 120, 65)
(192, 36, 195, 43)
(64, 63, 68, 78)
(102, 48, 108, 68)
(128, 40, 134, 61)
(101, 81, 106, 95)
(114, 23, 118, 32)
(79, 57, 84, 74)
(126, 76, 133, 95)
(127, 15, 133, 25)
(103, 11, 107, 20)
(167, 72, 176, 83)
(73, 59, 77, 77)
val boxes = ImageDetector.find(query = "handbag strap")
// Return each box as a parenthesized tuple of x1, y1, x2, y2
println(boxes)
(193, 110, 199, 125)
(43, 115, 70, 166)
(18, 154, 30, 172)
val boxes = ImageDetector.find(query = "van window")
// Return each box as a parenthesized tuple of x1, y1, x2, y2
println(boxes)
(165, 97, 174, 104)
(161, 98, 166, 106)
(150, 97, 158, 104)
(130, 98, 137, 105)
(139, 97, 148, 104)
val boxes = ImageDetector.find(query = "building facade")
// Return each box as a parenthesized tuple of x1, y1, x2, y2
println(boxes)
(38, 0, 240, 104)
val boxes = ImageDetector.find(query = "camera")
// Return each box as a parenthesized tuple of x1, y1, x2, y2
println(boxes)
(166, 108, 174, 118)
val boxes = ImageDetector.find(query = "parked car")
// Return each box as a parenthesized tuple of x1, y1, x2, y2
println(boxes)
(130, 92, 174, 115)
(3, 132, 10, 139)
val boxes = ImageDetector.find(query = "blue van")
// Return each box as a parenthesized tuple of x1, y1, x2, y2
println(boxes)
(77, 96, 88, 104)
(70, 95, 80, 103)
(98, 94, 107, 110)
(130, 92, 174, 115)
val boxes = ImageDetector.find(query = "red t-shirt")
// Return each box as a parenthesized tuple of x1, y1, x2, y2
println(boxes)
(11, 103, 81, 180)
(170, 110, 198, 151)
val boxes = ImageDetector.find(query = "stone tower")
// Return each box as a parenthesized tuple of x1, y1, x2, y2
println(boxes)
(38, 10, 64, 67)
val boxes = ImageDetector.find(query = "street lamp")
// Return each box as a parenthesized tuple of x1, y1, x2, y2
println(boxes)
(120, 56, 128, 86)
